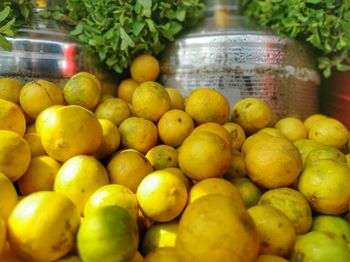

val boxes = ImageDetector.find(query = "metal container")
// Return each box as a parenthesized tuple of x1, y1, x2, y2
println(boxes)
(160, 0, 321, 123)
(0, 0, 117, 91)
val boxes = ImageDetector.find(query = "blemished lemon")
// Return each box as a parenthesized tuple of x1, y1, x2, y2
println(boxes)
(176, 194, 260, 262)
(178, 132, 231, 181)
(308, 117, 349, 149)
(293, 138, 322, 166)
(185, 88, 230, 125)
(84, 184, 138, 220)
(35, 104, 64, 135)
(63, 72, 102, 110)
(0, 77, 23, 104)
(192, 122, 232, 147)
(0, 172, 18, 221)
(146, 145, 178, 170)
(107, 149, 153, 193)
(157, 109, 194, 147)
(163, 167, 193, 191)
(222, 122, 246, 150)
(117, 78, 139, 103)
(304, 113, 328, 131)
(19, 79, 64, 119)
(0, 98, 26, 136)
(257, 255, 289, 262)
(258, 187, 312, 234)
(274, 117, 307, 142)
(132, 81, 171, 122)
(40, 105, 103, 162)
(231, 97, 271, 134)
(0, 130, 31, 181)
(224, 149, 246, 181)
(165, 88, 185, 110)
(232, 177, 262, 208)
(0, 217, 5, 257)
(304, 145, 346, 166)
(23, 132, 46, 157)
(144, 247, 179, 262)
(130, 54, 160, 83)
(54, 155, 110, 215)
(18, 155, 61, 196)
(119, 116, 158, 154)
(8, 191, 80, 262)
(94, 97, 131, 126)
(137, 170, 188, 222)
(142, 220, 179, 255)
(94, 119, 120, 159)
(297, 159, 350, 215)
(248, 205, 296, 257)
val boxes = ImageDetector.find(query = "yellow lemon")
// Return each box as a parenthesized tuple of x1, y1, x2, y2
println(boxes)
(157, 109, 194, 147)
(19, 79, 64, 118)
(178, 132, 231, 181)
(304, 145, 346, 166)
(54, 155, 109, 215)
(132, 81, 171, 122)
(63, 72, 102, 110)
(257, 127, 287, 138)
(0, 98, 26, 136)
(17, 155, 61, 196)
(117, 78, 139, 103)
(8, 191, 80, 261)
(257, 255, 289, 262)
(119, 116, 158, 154)
(258, 187, 312, 234)
(274, 117, 307, 142)
(224, 149, 246, 181)
(163, 167, 193, 191)
(94, 97, 131, 126)
(297, 159, 350, 215)
(311, 215, 350, 242)
(137, 170, 187, 222)
(84, 184, 138, 220)
(248, 205, 296, 257)
(144, 247, 179, 262)
(192, 122, 232, 147)
(231, 97, 271, 134)
(130, 54, 160, 83)
(176, 194, 260, 262)
(185, 87, 230, 125)
(40, 105, 103, 162)
(94, 119, 120, 159)
(0, 130, 31, 181)
(241, 132, 273, 155)
(222, 121, 246, 150)
(0, 217, 5, 257)
(35, 104, 64, 135)
(304, 113, 328, 131)
(0, 78, 23, 103)
(308, 117, 349, 149)
(0, 172, 18, 221)
(293, 138, 323, 166)
(231, 177, 262, 208)
(99, 92, 114, 103)
(23, 132, 46, 157)
(146, 145, 178, 170)
(165, 88, 185, 110)
(142, 220, 179, 255)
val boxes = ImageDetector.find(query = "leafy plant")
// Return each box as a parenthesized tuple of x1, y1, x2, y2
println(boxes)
(0, 0, 36, 51)
(41, 0, 205, 74)
(240, 0, 350, 77)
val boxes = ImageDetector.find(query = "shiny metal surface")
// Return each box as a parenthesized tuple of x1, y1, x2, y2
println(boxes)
(160, 0, 321, 123)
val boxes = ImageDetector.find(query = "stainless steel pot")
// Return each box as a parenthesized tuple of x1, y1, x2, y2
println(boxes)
(160, 0, 321, 123)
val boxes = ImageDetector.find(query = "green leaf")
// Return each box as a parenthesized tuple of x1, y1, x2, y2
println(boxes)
(138, 0, 152, 18)
(0, 6, 11, 23)
(0, 18, 15, 34)
(336, 64, 350, 72)
(132, 21, 145, 35)
(119, 26, 135, 50)
(0, 33, 12, 51)
(175, 8, 186, 21)
(70, 22, 84, 35)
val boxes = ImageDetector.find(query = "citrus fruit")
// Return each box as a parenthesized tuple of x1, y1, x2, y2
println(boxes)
(94, 119, 120, 159)
(257, 127, 286, 138)
(145, 145, 178, 170)
(304, 145, 346, 166)
(224, 149, 246, 181)
(130, 251, 144, 262)
(23, 132, 46, 157)
(0, 98, 26, 136)
(241, 132, 272, 155)
(222, 121, 246, 150)
(117, 78, 139, 103)
(144, 247, 179, 262)
(165, 88, 185, 110)
(303, 113, 328, 131)
(130, 54, 160, 83)
(0, 172, 18, 221)
(311, 215, 350, 242)
(192, 122, 232, 147)
(293, 138, 323, 165)
(0, 78, 23, 103)
(163, 167, 193, 191)
(232, 177, 262, 208)
(99, 92, 114, 103)
(0, 217, 5, 257)
(274, 117, 307, 142)
(35, 104, 64, 135)
(94, 97, 131, 126)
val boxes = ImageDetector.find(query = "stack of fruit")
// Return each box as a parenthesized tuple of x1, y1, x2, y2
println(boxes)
(1, 55, 350, 262)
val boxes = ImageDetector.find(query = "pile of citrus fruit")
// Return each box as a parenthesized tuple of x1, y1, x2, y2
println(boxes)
(1, 54, 350, 262)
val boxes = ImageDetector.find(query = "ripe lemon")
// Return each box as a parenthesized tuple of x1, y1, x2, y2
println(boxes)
(232, 177, 262, 208)
(63, 72, 102, 110)
(248, 205, 296, 257)
(77, 205, 139, 262)
(130, 54, 160, 83)
(0, 78, 23, 103)
(185, 87, 230, 125)
(144, 247, 179, 262)
(297, 159, 350, 215)
(35, 104, 64, 135)
(40, 105, 103, 162)
(311, 215, 350, 242)
(23, 132, 46, 157)
(165, 88, 185, 110)
(178, 132, 231, 181)
(224, 149, 246, 181)
(163, 167, 193, 191)
(0, 172, 18, 221)
(231, 97, 271, 134)
(304, 145, 346, 166)
(117, 78, 139, 103)
(241, 132, 272, 155)
(107, 149, 153, 193)
(293, 138, 322, 165)
(304, 113, 328, 131)
(0, 130, 31, 181)
(8, 191, 80, 261)
(258, 187, 312, 234)
(119, 117, 158, 154)
(94, 119, 120, 159)
(274, 117, 307, 142)
(142, 220, 179, 255)
(19, 79, 64, 118)
(257, 255, 289, 262)
(94, 97, 131, 126)
(176, 194, 260, 262)
(245, 136, 302, 189)
(137, 170, 187, 222)
(0, 98, 26, 136)
(145, 145, 178, 170)
(0, 217, 5, 257)
(132, 81, 171, 122)
(157, 109, 194, 147)
(192, 122, 232, 147)
(54, 155, 109, 215)
(222, 122, 246, 150)
(257, 127, 287, 138)
(84, 184, 138, 220)
(308, 117, 349, 149)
